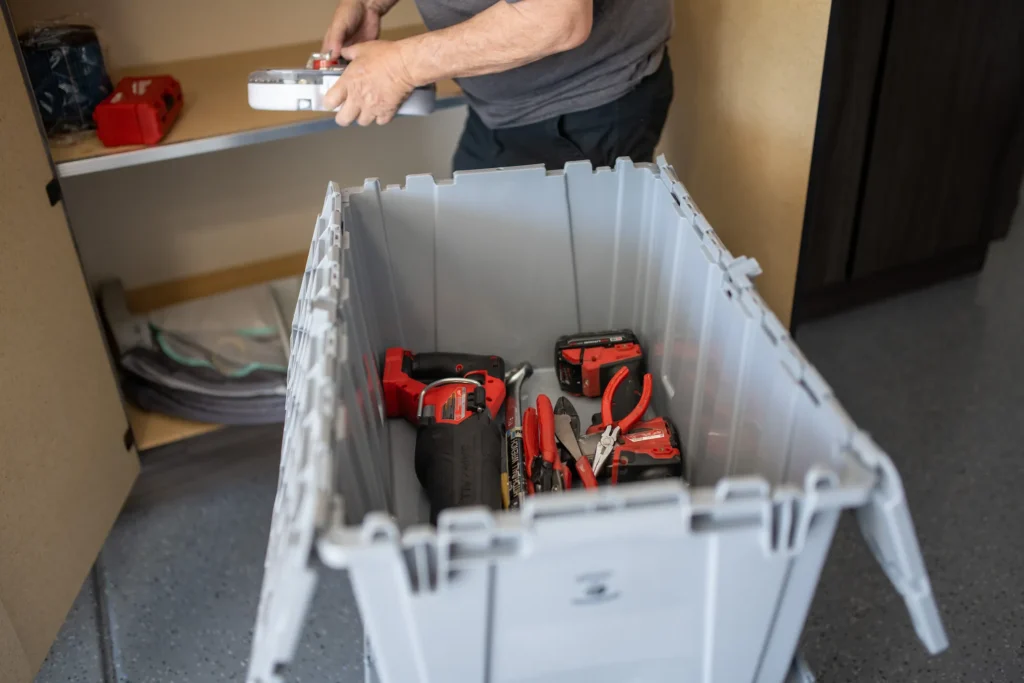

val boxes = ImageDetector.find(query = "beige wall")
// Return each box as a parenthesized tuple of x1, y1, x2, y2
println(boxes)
(8, 0, 425, 67)
(662, 0, 832, 325)
(10, 0, 465, 289)
(63, 108, 466, 288)
(14, 0, 832, 306)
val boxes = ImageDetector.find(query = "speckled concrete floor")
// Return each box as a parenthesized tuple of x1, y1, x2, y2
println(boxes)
(35, 426, 365, 683)
(799, 222, 1024, 682)
(36, 222, 1024, 683)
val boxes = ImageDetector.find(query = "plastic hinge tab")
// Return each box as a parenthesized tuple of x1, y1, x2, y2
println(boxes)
(849, 431, 949, 654)
(735, 288, 766, 321)
(655, 154, 687, 208)
(693, 212, 714, 239)
(769, 489, 806, 557)
(723, 256, 764, 306)
(799, 365, 833, 405)
(760, 308, 788, 346)
(714, 477, 769, 502)
(725, 256, 763, 284)
(339, 277, 351, 310)
(311, 286, 340, 318)
(337, 326, 349, 364)
(777, 337, 805, 385)
(676, 196, 697, 224)
(699, 229, 724, 266)
(655, 156, 707, 232)
(334, 402, 347, 442)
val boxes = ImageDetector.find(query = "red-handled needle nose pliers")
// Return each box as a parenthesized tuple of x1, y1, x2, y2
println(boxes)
(591, 367, 653, 475)
(592, 366, 653, 434)
(536, 395, 565, 493)
(524, 407, 539, 494)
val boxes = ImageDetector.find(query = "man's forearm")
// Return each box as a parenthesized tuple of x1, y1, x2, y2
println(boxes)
(397, 0, 593, 87)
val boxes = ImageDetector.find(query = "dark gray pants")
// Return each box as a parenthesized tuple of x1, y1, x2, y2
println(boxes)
(453, 52, 674, 172)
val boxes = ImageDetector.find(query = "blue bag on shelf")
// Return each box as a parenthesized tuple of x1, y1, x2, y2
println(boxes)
(19, 24, 112, 136)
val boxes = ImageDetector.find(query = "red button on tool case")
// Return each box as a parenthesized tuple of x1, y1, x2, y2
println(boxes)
(94, 75, 183, 146)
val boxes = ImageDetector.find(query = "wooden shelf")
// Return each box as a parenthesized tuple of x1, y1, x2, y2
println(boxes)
(51, 24, 464, 177)
(121, 253, 309, 451)
(126, 403, 221, 452)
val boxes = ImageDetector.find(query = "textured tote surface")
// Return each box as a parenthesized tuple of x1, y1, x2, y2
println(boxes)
(248, 159, 945, 683)
(0, 14, 139, 680)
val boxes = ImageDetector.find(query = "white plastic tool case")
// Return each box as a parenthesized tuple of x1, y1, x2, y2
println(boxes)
(247, 57, 436, 116)
(247, 158, 947, 683)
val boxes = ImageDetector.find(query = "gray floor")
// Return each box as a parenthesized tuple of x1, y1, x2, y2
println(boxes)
(37, 227, 1024, 682)
(36, 425, 365, 683)
(799, 223, 1024, 681)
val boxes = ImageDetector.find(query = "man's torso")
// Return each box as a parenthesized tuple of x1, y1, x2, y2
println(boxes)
(413, 0, 673, 128)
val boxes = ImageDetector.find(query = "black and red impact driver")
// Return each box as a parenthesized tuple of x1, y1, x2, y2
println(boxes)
(382, 349, 507, 523)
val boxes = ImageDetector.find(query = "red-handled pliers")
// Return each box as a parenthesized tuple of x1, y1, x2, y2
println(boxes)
(523, 407, 539, 494)
(533, 395, 564, 493)
(596, 366, 653, 434)
(553, 413, 599, 489)
(590, 367, 653, 475)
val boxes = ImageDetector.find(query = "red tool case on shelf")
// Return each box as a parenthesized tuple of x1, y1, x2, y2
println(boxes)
(93, 75, 183, 146)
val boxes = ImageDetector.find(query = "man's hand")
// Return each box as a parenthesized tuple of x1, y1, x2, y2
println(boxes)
(322, 0, 387, 57)
(324, 41, 416, 126)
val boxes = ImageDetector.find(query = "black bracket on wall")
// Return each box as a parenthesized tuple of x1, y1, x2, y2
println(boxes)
(46, 177, 62, 205)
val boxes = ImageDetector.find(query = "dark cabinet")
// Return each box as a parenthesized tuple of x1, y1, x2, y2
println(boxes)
(794, 0, 1024, 325)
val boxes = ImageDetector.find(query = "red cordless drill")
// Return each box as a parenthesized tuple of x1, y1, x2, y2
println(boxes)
(555, 329, 645, 422)
(382, 349, 507, 523)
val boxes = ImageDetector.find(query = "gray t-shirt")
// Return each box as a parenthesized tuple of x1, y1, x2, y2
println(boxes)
(413, 0, 673, 128)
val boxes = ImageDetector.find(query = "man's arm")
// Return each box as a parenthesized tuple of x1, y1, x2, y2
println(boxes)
(400, 0, 593, 86)
(325, 0, 594, 126)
